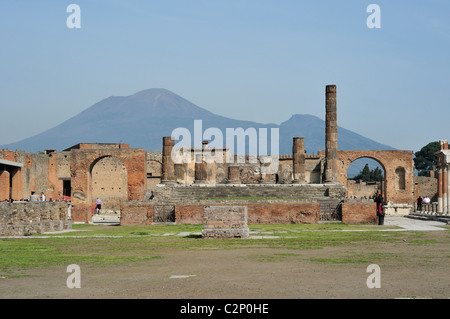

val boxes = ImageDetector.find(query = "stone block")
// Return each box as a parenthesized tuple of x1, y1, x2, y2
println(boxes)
(202, 206, 249, 239)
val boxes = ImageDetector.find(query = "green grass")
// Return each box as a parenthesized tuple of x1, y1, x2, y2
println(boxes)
(1, 223, 448, 275)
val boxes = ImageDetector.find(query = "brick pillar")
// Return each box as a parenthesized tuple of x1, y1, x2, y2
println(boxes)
(447, 165, 450, 215)
(325, 85, 338, 183)
(292, 137, 306, 184)
(0, 171, 10, 201)
(162, 137, 176, 184)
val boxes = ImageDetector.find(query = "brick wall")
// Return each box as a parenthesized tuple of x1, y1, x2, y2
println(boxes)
(341, 201, 377, 224)
(0, 202, 71, 236)
(120, 200, 321, 225)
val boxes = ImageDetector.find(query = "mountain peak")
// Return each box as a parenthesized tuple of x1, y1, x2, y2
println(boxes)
(0, 89, 394, 153)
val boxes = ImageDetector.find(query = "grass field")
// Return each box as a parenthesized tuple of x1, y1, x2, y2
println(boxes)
(0, 223, 449, 299)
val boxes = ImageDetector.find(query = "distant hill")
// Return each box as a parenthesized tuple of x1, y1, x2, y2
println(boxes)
(0, 89, 395, 159)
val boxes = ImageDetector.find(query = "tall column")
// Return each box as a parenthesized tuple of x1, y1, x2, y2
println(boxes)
(162, 136, 176, 184)
(437, 168, 443, 214)
(292, 137, 306, 184)
(325, 85, 338, 183)
(443, 166, 448, 214)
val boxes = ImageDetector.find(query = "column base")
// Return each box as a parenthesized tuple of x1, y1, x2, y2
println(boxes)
(161, 180, 177, 186)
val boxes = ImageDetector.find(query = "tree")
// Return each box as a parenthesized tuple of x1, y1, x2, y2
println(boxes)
(414, 141, 440, 176)
(351, 164, 384, 182)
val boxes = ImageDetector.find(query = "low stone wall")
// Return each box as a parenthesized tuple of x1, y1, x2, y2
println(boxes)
(341, 201, 377, 224)
(0, 202, 72, 236)
(202, 206, 249, 239)
(120, 200, 321, 225)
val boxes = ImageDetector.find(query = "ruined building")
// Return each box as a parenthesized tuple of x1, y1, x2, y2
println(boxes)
(0, 85, 420, 225)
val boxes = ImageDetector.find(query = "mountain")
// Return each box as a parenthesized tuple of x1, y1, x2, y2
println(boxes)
(0, 88, 395, 156)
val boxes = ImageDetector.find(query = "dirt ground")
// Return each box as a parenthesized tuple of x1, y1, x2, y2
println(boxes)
(1, 229, 449, 300)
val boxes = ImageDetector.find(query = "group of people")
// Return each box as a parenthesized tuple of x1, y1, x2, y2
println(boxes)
(416, 195, 431, 211)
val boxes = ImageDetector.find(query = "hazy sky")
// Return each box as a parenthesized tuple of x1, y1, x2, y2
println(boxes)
(0, 0, 448, 152)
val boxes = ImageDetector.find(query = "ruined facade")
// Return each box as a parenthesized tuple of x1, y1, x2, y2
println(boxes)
(0, 85, 421, 225)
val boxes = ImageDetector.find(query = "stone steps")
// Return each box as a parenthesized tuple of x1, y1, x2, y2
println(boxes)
(405, 213, 450, 224)
(153, 184, 342, 202)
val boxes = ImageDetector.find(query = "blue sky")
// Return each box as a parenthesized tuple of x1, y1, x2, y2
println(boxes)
(0, 0, 448, 152)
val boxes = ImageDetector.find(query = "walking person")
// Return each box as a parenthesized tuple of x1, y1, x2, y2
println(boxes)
(95, 197, 101, 215)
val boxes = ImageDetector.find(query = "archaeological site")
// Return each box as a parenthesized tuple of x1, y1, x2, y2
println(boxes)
(1, 85, 449, 236)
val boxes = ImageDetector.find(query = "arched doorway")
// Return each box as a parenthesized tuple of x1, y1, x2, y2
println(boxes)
(90, 156, 127, 215)
(345, 157, 386, 200)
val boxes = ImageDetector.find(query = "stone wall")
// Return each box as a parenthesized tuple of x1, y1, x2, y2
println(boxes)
(341, 201, 377, 224)
(414, 176, 438, 203)
(347, 180, 379, 199)
(0, 202, 71, 236)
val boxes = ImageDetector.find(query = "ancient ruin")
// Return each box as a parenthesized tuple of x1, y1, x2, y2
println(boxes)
(1, 85, 445, 233)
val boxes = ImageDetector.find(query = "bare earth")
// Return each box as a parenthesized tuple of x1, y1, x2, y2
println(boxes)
(1, 220, 449, 300)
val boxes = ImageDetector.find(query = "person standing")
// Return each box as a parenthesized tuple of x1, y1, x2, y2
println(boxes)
(95, 197, 101, 215)
(40, 192, 46, 202)
(417, 196, 423, 211)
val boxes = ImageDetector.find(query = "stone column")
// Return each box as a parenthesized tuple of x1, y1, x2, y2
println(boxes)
(259, 156, 274, 184)
(161, 137, 176, 184)
(324, 85, 338, 183)
(174, 163, 186, 184)
(437, 167, 443, 214)
(228, 166, 241, 184)
(194, 141, 208, 184)
(292, 137, 306, 184)
(443, 165, 448, 214)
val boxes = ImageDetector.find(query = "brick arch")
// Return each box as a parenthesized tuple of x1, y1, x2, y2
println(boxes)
(337, 150, 414, 204)
(90, 156, 128, 214)
(70, 148, 147, 222)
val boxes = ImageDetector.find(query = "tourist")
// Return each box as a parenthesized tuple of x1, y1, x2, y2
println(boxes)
(95, 197, 101, 214)
(423, 195, 431, 205)
(377, 197, 386, 225)
(417, 196, 423, 211)
(40, 192, 46, 202)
